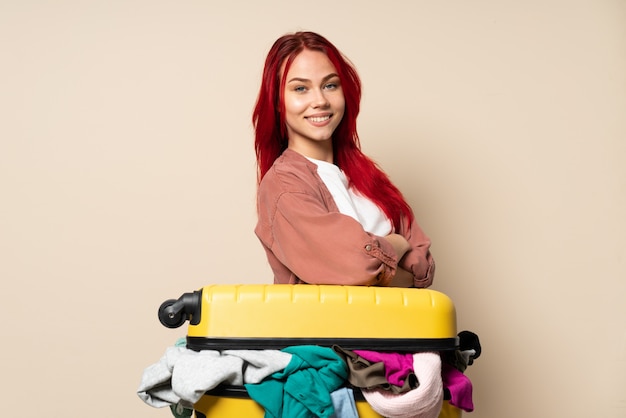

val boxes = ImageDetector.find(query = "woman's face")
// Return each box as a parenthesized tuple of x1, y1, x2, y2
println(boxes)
(282, 49, 345, 160)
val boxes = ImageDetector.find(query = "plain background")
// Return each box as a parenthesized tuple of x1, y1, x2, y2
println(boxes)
(2, 1, 625, 417)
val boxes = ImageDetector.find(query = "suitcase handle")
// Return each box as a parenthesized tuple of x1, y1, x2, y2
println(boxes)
(158, 290, 202, 328)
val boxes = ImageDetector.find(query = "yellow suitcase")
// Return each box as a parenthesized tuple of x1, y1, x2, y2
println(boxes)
(158, 284, 464, 418)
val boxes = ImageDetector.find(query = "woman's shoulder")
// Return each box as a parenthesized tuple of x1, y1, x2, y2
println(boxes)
(259, 149, 319, 194)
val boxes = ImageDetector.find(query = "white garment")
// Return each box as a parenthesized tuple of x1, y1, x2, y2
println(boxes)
(361, 352, 443, 418)
(307, 157, 392, 236)
(137, 346, 292, 409)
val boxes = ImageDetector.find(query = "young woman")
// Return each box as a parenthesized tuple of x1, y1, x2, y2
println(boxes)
(253, 31, 435, 288)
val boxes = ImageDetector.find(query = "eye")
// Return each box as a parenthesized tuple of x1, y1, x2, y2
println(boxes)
(324, 79, 341, 90)
(293, 85, 307, 93)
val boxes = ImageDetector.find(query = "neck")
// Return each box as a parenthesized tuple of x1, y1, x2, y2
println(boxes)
(287, 141, 333, 163)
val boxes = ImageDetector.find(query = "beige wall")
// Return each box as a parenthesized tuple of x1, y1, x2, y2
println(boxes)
(2, 1, 625, 417)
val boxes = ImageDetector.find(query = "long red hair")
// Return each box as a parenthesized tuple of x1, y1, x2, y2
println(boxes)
(253, 31, 414, 229)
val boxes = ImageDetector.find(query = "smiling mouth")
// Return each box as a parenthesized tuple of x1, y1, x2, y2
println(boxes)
(307, 115, 331, 123)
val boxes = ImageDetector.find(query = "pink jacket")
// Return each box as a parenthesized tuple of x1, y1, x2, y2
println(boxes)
(255, 149, 435, 287)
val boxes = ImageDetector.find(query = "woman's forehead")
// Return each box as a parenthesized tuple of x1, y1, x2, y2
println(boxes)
(283, 49, 337, 81)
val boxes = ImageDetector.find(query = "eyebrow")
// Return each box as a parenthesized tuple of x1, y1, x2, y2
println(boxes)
(287, 73, 339, 84)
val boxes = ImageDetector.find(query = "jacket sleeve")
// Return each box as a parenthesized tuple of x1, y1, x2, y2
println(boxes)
(398, 216, 435, 288)
(262, 190, 399, 286)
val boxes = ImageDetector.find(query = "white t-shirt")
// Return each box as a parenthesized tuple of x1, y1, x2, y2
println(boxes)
(307, 157, 392, 236)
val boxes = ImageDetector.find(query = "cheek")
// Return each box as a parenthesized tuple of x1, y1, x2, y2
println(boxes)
(283, 94, 307, 115)
(283, 99, 303, 130)
(334, 96, 346, 118)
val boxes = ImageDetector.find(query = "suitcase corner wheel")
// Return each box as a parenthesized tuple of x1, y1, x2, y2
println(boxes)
(159, 284, 463, 418)
(158, 289, 202, 328)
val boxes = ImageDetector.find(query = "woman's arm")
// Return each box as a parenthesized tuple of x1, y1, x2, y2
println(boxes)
(258, 190, 400, 286)
(398, 217, 435, 288)
(382, 233, 417, 287)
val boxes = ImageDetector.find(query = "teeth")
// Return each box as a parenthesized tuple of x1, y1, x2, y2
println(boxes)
(308, 115, 330, 123)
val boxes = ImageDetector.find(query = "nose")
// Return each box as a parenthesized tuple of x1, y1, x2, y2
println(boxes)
(311, 88, 329, 108)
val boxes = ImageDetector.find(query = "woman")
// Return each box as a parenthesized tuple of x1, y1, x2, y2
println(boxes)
(253, 31, 434, 288)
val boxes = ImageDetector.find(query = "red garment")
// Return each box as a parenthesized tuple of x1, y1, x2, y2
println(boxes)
(255, 149, 435, 287)
(442, 363, 474, 412)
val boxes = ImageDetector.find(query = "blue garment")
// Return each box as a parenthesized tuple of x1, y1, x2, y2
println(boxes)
(330, 387, 359, 418)
(245, 345, 349, 418)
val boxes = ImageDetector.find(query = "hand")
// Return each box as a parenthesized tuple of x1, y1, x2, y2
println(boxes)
(389, 267, 414, 287)
(383, 233, 411, 260)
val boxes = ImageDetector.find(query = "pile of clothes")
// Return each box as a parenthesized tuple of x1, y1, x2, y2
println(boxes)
(138, 332, 480, 418)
